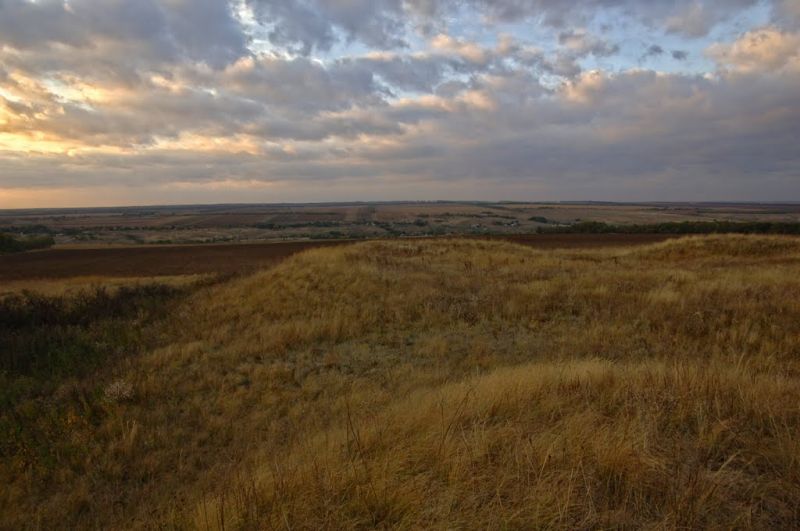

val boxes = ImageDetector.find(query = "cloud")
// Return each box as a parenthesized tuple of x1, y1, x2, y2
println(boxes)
(558, 30, 619, 58)
(248, 0, 407, 55)
(0, 0, 247, 68)
(708, 27, 800, 73)
(219, 56, 384, 113)
(162, 0, 250, 68)
(641, 44, 665, 61)
(430, 34, 491, 64)
(437, 0, 762, 36)
(351, 54, 448, 93)
(243, 0, 774, 55)
(773, 0, 800, 28)
(1, 0, 799, 204)
(641, 45, 688, 63)
(4, 59, 798, 199)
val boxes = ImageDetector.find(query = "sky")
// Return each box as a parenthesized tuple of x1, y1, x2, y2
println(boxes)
(0, 0, 798, 207)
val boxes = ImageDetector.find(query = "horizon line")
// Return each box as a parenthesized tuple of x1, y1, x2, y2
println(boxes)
(3, 199, 800, 213)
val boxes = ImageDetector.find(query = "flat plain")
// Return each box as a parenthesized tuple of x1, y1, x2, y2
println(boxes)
(3, 201, 799, 246)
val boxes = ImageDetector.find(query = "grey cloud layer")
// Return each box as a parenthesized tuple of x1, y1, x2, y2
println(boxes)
(0, 0, 247, 67)
(0, 0, 798, 202)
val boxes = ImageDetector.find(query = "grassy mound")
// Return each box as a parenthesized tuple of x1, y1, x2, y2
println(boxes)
(2, 236, 800, 529)
(231, 360, 800, 529)
(630, 234, 800, 261)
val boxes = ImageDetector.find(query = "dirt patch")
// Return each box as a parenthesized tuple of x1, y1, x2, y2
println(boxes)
(0, 234, 676, 281)
(0, 241, 348, 281)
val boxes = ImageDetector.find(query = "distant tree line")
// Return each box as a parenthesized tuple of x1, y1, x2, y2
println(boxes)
(536, 221, 800, 235)
(0, 233, 55, 254)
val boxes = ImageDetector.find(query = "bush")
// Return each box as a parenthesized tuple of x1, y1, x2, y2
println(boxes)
(0, 284, 182, 381)
(0, 233, 55, 254)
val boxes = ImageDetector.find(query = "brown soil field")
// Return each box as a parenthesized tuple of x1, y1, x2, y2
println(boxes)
(0, 234, 675, 281)
(0, 240, 348, 281)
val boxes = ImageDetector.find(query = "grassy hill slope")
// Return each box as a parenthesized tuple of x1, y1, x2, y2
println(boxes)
(3, 236, 800, 529)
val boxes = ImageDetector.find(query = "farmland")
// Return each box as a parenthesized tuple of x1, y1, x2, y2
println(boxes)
(2, 234, 800, 529)
(3, 200, 798, 282)
(2, 201, 799, 246)
(0, 240, 348, 282)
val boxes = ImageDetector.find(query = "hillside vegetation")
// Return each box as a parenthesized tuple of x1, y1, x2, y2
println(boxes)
(2, 235, 800, 529)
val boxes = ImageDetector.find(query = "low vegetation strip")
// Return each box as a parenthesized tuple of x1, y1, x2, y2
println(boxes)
(2, 235, 800, 529)
(537, 220, 800, 234)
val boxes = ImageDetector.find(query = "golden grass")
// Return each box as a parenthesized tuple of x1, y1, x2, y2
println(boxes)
(3, 235, 800, 529)
(221, 360, 800, 529)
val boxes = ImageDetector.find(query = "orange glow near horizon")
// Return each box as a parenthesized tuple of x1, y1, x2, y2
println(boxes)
(0, 133, 80, 155)
(0, 186, 177, 209)
(0, 187, 92, 209)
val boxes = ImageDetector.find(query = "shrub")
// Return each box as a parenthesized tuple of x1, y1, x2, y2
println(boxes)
(0, 233, 55, 254)
(0, 284, 182, 380)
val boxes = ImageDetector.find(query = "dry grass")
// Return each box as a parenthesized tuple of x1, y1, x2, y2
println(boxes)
(226, 360, 800, 529)
(0, 274, 208, 298)
(3, 235, 800, 529)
